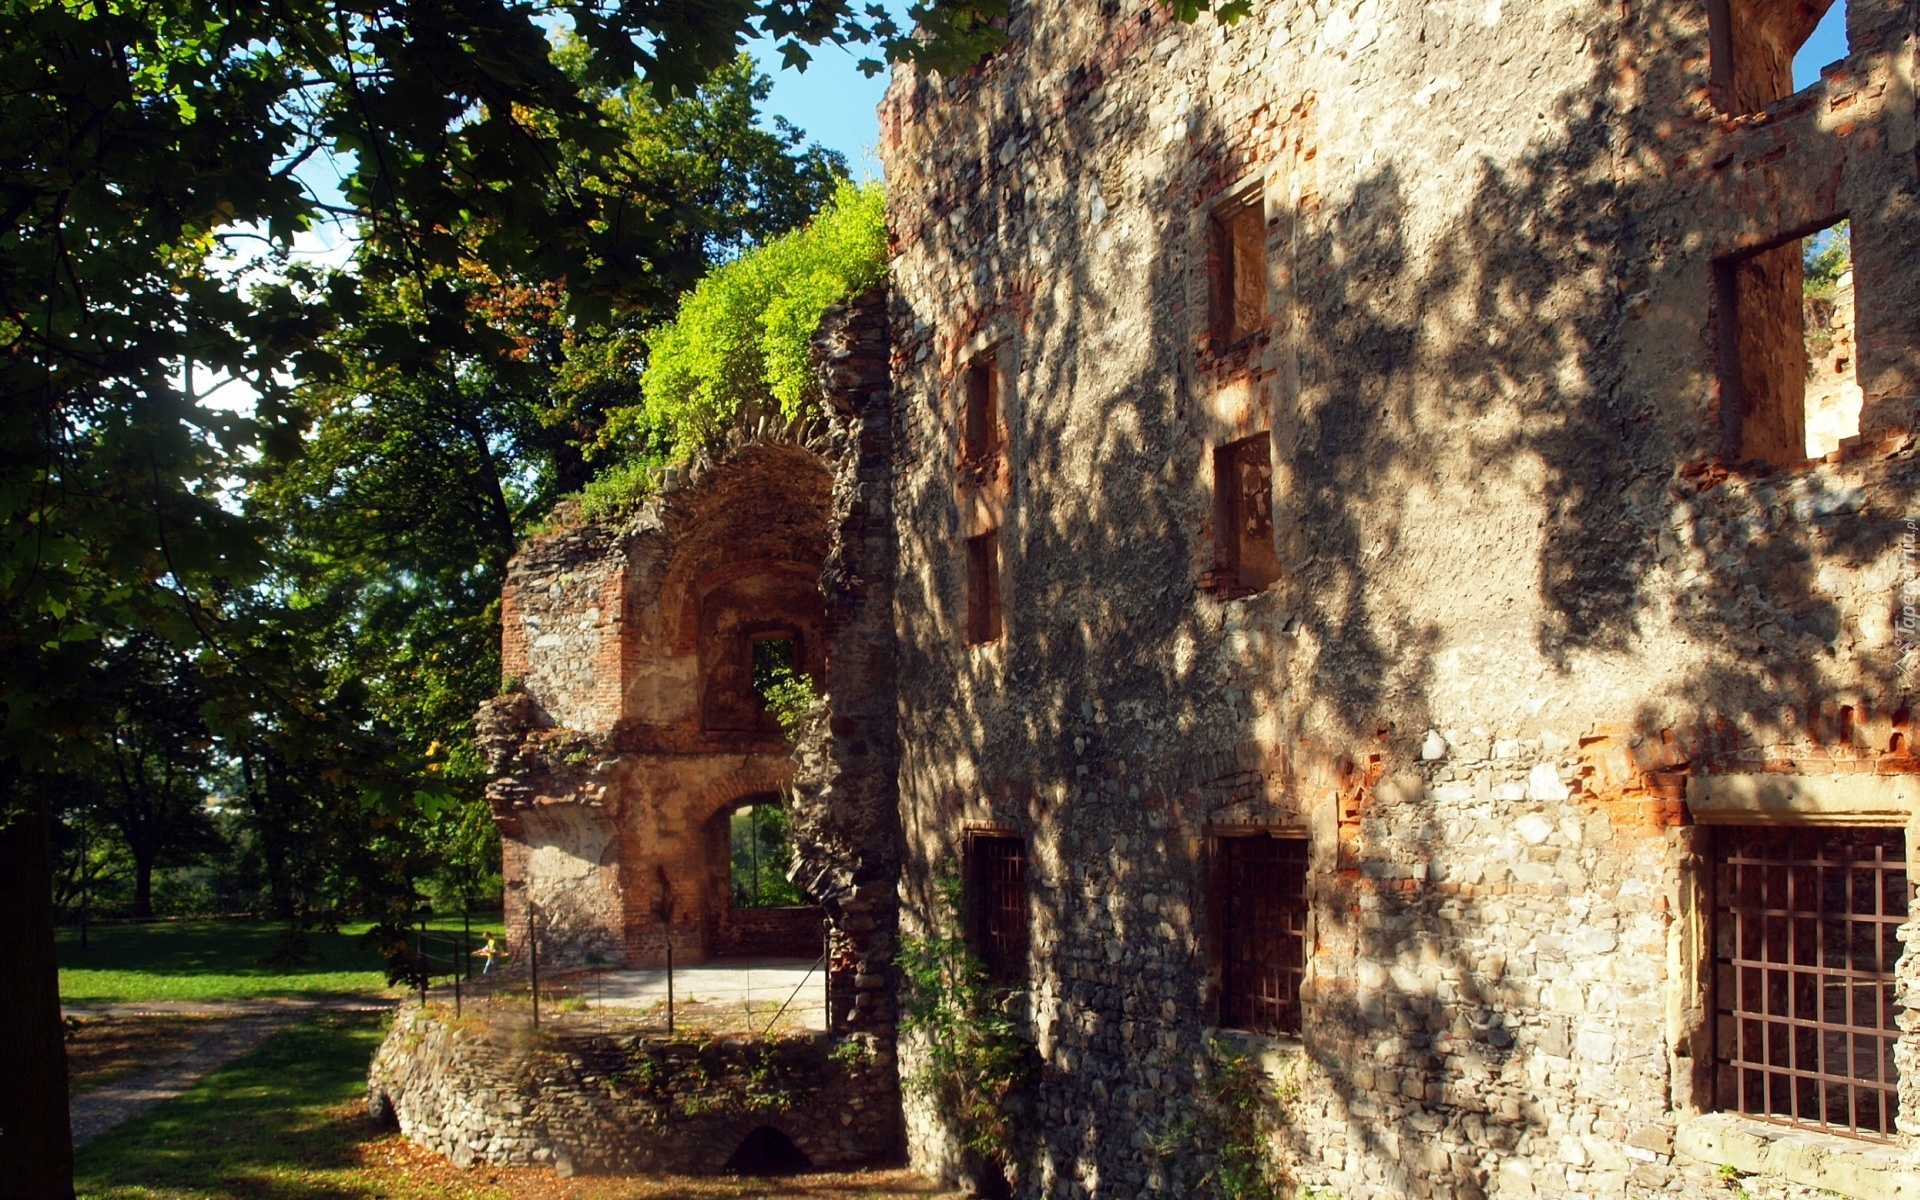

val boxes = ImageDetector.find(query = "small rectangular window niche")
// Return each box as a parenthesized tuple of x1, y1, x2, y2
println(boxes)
(1213, 433, 1280, 595)
(962, 355, 1000, 463)
(1715, 218, 1860, 466)
(1209, 188, 1269, 346)
(966, 530, 1003, 645)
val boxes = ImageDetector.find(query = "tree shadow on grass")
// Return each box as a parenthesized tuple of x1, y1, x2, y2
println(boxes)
(72, 1013, 441, 1200)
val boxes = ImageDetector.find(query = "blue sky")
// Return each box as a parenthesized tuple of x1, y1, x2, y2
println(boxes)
(1794, 1, 1850, 88)
(747, 37, 891, 177)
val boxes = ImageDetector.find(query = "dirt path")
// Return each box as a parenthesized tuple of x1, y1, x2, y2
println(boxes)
(65, 996, 391, 1147)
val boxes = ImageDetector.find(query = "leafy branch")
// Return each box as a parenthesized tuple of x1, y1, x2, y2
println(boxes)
(898, 873, 1035, 1167)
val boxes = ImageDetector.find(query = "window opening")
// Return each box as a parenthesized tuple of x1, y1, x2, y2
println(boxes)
(1210, 189, 1268, 345)
(963, 355, 1000, 462)
(751, 633, 797, 700)
(1216, 834, 1308, 1035)
(1710, 0, 1843, 112)
(730, 801, 805, 908)
(1712, 825, 1908, 1139)
(1213, 433, 1280, 595)
(1801, 222, 1860, 458)
(969, 835, 1029, 984)
(1715, 218, 1859, 466)
(724, 1125, 811, 1174)
(966, 530, 1003, 645)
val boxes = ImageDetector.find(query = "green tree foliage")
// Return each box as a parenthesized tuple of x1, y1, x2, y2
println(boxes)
(1803, 220, 1852, 295)
(591, 180, 887, 466)
(87, 636, 223, 921)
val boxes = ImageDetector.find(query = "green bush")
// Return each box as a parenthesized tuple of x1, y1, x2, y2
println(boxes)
(1803, 221, 1851, 296)
(759, 664, 818, 737)
(898, 874, 1034, 1169)
(575, 452, 668, 525)
(598, 179, 886, 459)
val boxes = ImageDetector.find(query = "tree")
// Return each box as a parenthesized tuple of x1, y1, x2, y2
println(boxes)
(0, 0, 1253, 1190)
(90, 636, 222, 920)
(240, 53, 846, 934)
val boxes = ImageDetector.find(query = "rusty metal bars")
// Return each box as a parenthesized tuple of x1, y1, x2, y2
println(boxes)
(1220, 834, 1309, 1036)
(970, 835, 1029, 984)
(1712, 826, 1908, 1139)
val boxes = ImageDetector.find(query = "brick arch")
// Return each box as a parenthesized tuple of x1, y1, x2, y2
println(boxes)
(670, 556, 821, 657)
(696, 757, 823, 958)
(648, 448, 833, 657)
(688, 757, 796, 827)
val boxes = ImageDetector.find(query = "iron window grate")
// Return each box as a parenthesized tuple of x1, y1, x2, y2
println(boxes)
(1712, 825, 1909, 1139)
(1219, 834, 1308, 1035)
(971, 835, 1028, 984)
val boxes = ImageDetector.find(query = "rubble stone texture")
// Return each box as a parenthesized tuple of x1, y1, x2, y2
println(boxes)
(456, 0, 1920, 1193)
(366, 1009, 900, 1175)
(877, 0, 1918, 1196)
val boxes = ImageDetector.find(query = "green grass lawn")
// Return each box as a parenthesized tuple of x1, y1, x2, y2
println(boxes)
(59, 918, 503, 1005)
(73, 1011, 503, 1200)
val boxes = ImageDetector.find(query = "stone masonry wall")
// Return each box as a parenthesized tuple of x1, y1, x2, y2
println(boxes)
(789, 285, 907, 1039)
(367, 1007, 900, 1175)
(481, 441, 833, 969)
(879, 1, 1919, 1198)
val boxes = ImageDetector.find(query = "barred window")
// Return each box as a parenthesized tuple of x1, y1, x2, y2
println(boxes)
(1712, 825, 1908, 1138)
(969, 834, 1028, 984)
(1215, 834, 1308, 1035)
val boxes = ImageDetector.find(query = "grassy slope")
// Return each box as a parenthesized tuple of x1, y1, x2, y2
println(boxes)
(75, 1013, 952, 1200)
(59, 918, 503, 1004)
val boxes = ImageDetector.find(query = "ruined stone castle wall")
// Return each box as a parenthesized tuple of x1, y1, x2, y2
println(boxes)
(789, 287, 908, 1037)
(482, 445, 835, 968)
(879, 0, 1918, 1197)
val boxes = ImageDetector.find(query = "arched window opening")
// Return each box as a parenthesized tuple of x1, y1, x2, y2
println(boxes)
(731, 800, 805, 908)
(724, 1124, 811, 1174)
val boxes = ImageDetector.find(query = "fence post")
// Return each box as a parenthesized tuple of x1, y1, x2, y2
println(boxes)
(417, 924, 427, 1008)
(665, 937, 674, 1036)
(529, 902, 540, 1030)
(823, 923, 832, 1034)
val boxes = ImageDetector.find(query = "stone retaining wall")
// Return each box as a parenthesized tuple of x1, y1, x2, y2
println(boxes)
(367, 1007, 901, 1176)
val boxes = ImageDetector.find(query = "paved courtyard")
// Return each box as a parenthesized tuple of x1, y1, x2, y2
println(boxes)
(582, 955, 827, 1031)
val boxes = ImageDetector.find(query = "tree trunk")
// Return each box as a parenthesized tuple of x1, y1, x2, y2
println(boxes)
(132, 848, 155, 920)
(0, 805, 75, 1198)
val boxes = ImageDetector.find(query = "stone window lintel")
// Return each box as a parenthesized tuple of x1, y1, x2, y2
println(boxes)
(1685, 771, 1918, 826)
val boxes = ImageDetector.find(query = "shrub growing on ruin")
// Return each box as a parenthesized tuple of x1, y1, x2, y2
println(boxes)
(1151, 1037, 1292, 1199)
(595, 180, 886, 460)
(758, 664, 818, 738)
(897, 874, 1035, 1175)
